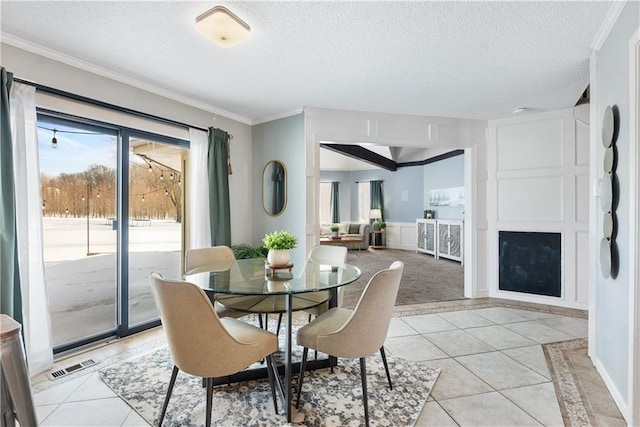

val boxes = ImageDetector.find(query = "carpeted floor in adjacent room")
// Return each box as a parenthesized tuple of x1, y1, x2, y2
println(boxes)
(343, 248, 464, 308)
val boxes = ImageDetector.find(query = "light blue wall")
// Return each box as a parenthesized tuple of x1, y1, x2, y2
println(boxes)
(252, 114, 306, 271)
(319, 170, 351, 221)
(594, 0, 639, 407)
(424, 154, 465, 220)
(348, 166, 425, 222)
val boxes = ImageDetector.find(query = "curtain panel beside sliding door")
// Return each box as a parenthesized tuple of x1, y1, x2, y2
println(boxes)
(207, 128, 231, 246)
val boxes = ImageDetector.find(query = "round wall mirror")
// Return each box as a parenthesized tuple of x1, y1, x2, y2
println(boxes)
(262, 160, 287, 216)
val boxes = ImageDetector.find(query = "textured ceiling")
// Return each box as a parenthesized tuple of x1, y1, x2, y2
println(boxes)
(1, 1, 612, 126)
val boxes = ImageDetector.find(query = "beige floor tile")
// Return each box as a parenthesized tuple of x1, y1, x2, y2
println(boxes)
(40, 397, 132, 426)
(471, 307, 531, 324)
(122, 409, 151, 426)
(428, 358, 493, 401)
(386, 317, 418, 337)
(503, 321, 575, 343)
(501, 382, 563, 426)
(414, 401, 458, 426)
(465, 324, 537, 350)
(423, 329, 495, 357)
(537, 316, 588, 337)
(65, 372, 118, 402)
(33, 374, 88, 405)
(455, 351, 548, 390)
(401, 313, 458, 334)
(501, 345, 551, 379)
(439, 391, 542, 426)
(35, 404, 58, 425)
(384, 335, 449, 361)
(436, 310, 496, 328)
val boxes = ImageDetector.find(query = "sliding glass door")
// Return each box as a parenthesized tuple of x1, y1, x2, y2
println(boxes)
(38, 113, 188, 351)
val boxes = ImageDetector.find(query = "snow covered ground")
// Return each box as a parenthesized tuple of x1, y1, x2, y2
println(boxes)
(42, 217, 181, 347)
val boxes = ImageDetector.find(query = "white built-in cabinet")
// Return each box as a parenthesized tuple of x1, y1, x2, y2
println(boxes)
(416, 219, 463, 264)
(416, 219, 437, 256)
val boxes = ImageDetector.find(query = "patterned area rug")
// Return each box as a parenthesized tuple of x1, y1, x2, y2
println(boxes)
(100, 347, 439, 427)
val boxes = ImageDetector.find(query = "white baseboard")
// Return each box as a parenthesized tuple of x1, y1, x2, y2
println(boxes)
(595, 357, 630, 423)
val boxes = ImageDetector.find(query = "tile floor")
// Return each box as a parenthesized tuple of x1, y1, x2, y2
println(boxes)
(29, 299, 593, 426)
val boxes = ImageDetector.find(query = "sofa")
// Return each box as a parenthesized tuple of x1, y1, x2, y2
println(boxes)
(319, 222, 371, 250)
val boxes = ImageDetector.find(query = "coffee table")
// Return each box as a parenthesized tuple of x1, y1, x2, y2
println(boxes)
(319, 236, 363, 251)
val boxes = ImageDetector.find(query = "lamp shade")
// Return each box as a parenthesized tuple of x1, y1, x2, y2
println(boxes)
(195, 6, 251, 48)
(369, 209, 382, 220)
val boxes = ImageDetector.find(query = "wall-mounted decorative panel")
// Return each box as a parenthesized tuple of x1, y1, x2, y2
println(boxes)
(497, 118, 564, 171)
(377, 120, 429, 141)
(575, 120, 590, 166)
(437, 124, 486, 145)
(497, 176, 564, 222)
(575, 175, 590, 223)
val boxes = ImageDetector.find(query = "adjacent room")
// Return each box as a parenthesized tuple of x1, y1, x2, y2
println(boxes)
(1, 2, 638, 426)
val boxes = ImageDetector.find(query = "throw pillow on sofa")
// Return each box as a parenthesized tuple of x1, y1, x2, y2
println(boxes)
(338, 223, 349, 234)
(348, 223, 361, 234)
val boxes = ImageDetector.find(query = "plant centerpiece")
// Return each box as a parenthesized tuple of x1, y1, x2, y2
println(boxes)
(330, 224, 340, 238)
(378, 221, 387, 231)
(263, 230, 298, 266)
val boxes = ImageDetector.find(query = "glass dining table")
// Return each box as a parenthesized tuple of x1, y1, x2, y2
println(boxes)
(194, 257, 361, 422)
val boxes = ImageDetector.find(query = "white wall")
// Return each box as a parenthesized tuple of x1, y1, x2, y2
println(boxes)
(487, 106, 590, 310)
(590, 1, 639, 421)
(0, 43, 255, 245)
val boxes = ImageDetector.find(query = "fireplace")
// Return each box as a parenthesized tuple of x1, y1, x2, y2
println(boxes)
(499, 231, 561, 297)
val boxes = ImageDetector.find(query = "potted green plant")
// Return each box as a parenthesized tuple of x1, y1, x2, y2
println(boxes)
(263, 230, 298, 266)
(330, 224, 340, 238)
(378, 221, 387, 230)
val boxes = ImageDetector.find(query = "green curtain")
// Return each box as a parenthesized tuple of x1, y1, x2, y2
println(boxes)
(207, 128, 231, 246)
(370, 180, 384, 219)
(331, 182, 340, 223)
(0, 67, 22, 323)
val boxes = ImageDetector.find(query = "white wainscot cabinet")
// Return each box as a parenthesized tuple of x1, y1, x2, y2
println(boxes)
(437, 220, 464, 264)
(416, 219, 463, 264)
(416, 219, 437, 257)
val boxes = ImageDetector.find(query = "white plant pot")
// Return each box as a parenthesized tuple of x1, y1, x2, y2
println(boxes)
(267, 249, 291, 266)
(332, 231, 339, 238)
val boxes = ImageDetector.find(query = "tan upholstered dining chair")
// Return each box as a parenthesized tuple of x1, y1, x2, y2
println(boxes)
(184, 246, 247, 319)
(273, 245, 348, 334)
(150, 273, 280, 427)
(295, 261, 404, 427)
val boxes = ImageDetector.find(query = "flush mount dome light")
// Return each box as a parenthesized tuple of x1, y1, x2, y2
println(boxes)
(195, 5, 250, 48)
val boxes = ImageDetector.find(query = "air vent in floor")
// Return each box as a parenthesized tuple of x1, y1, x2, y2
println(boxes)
(48, 358, 98, 380)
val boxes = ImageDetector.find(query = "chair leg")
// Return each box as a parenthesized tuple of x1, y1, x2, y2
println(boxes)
(158, 365, 179, 426)
(360, 357, 370, 427)
(265, 355, 279, 415)
(205, 377, 214, 427)
(296, 347, 309, 409)
(380, 346, 393, 390)
(276, 313, 283, 336)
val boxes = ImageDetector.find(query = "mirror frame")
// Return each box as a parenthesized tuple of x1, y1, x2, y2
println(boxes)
(262, 160, 287, 216)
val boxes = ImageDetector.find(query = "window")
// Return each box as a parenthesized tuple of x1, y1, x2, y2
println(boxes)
(319, 182, 332, 224)
(358, 181, 371, 222)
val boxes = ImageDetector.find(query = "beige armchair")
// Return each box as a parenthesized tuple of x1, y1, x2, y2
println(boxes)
(295, 261, 404, 427)
(184, 246, 247, 319)
(150, 273, 280, 427)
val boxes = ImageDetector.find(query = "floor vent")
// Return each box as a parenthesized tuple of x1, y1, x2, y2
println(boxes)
(48, 359, 98, 380)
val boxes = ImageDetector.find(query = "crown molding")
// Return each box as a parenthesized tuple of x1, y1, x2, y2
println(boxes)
(252, 108, 304, 125)
(591, 1, 628, 51)
(1, 32, 252, 125)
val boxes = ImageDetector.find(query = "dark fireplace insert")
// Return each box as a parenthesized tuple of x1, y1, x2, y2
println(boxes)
(499, 231, 561, 297)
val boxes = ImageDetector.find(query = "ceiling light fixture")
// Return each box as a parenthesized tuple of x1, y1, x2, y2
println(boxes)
(512, 107, 527, 115)
(195, 6, 250, 48)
